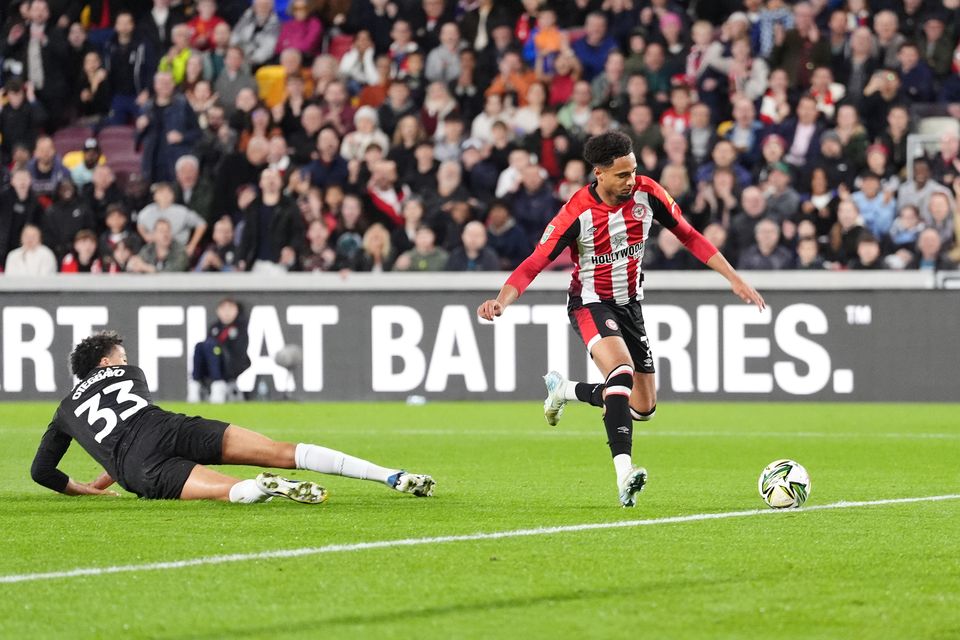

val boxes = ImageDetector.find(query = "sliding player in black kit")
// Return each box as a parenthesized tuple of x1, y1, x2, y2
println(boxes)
(30, 331, 435, 504)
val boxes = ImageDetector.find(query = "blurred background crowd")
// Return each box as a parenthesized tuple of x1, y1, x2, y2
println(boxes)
(0, 0, 958, 276)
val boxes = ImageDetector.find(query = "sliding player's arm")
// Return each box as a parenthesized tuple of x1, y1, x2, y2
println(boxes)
(644, 177, 766, 311)
(30, 422, 119, 496)
(478, 208, 580, 320)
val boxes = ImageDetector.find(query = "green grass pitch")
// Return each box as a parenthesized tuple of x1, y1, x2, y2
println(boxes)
(2, 401, 959, 639)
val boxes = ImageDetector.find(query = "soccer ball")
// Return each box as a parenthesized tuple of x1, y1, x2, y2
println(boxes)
(758, 459, 811, 509)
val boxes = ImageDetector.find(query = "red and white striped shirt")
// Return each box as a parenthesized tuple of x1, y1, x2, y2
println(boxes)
(506, 175, 717, 307)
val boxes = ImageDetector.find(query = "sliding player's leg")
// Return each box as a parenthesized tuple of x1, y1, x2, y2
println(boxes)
(220, 425, 435, 497)
(178, 462, 326, 504)
(588, 337, 648, 507)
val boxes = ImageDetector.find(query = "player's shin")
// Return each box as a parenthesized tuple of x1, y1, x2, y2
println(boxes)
(603, 365, 635, 484)
(229, 479, 270, 503)
(294, 443, 397, 484)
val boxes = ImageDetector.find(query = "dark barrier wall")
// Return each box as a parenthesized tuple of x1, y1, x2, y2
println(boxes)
(0, 276, 956, 401)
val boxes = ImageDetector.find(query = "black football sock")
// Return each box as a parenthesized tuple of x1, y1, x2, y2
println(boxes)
(574, 382, 604, 407)
(602, 365, 634, 459)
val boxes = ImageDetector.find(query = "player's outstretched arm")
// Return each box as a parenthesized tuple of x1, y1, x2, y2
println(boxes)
(64, 478, 120, 497)
(477, 283, 520, 321)
(706, 252, 766, 311)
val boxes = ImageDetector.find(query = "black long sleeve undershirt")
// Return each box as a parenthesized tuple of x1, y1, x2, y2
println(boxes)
(30, 426, 72, 493)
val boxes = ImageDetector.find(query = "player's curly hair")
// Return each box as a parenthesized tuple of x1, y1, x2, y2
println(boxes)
(70, 331, 124, 378)
(583, 131, 633, 169)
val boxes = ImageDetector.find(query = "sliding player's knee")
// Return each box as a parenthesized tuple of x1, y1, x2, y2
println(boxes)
(604, 364, 634, 400)
(630, 405, 656, 421)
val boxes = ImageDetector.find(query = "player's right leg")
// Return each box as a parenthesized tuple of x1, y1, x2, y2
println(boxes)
(219, 425, 435, 497)
(589, 336, 648, 507)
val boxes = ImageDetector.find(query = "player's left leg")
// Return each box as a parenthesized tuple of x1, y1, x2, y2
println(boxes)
(179, 463, 327, 504)
(220, 425, 435, 497)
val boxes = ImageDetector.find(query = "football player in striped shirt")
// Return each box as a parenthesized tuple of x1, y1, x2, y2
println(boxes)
(478, 131, 764, 507)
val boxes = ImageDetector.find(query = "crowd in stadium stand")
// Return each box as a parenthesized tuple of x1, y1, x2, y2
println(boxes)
(0, 0, 958, 276)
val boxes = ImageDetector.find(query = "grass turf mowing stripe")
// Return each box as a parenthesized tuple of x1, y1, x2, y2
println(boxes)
(3, 494, 958, 586)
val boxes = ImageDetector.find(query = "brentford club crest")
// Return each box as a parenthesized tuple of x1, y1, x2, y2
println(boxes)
(632, 202, 648, 221)
(605, 319, 619, 331)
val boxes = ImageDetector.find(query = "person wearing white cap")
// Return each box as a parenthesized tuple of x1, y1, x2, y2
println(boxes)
(340, 105, 390, 161)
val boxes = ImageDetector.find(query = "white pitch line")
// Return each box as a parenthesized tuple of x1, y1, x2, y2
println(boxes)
(319, 429, 960, 440)
(2, 494, 959, 586)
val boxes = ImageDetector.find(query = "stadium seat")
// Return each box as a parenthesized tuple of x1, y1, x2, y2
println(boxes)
(97, 125, 137, 153)
(53, 126, 92, 156)
(328, 34, 354, 60)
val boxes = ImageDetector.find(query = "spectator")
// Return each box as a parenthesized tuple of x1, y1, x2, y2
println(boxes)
(0, 78, 45, 163)
(377, 81, 417, 139)
(103, 12, 153, 127)
(511, 163, 558, 248)
(174, 155, 214, 224)
(896, 42, 935, 103)
(158, 23, 196, 86)
(211, 135, 269, 219)
(300, 218, 336, 272)
(230, 0, 280, 68)
(485, 199, 530, 269)
(840, 27, 879, 104)
(394, 225, 448, 271)
(139, 0, 186, 54)
(911, 227, 958, 270)
(69, 138, 103, 188)
(861, 68, 903, 139)
(645, 228, 696, 270)
(729, 185, 768, 256)
(137, 182, 207, 256)
(106, 238, 136, 273)
(887, 205, 926, 252)
(852, 172, 897, 238)
(365, 159, 409, 228)
(446, 220, 499, 271)
(696, 139, 752, 187)
(137, 71, 201, 182)
(762, 162, 802, 223)
(339, 30, 378, 92)
(781, 95, 824, 170)
(572, 12, 618, 82)
(276, 0, 323, 59)
(98, 204, 142, 263)
(872, 11, 905, 68)
(0, 169, 41, 267)
(349, 222, 395, 272)
(341, 106, 390, 162)
(187, 297, 251, 404)
(931, 133, 960, 189)
(196, 215, 240, 272)
(796, 236, 826, 269)
(75, 51, 110, 123)
(187, 0, 226, 52)
(918, 14, 953, 78)
(60, 229, 103, 273)
(213, 46, 257, 117)
(128, 216, 188, 273)
(27, 135, 68, 201)
(922, 192, 956, 247)
(898, 158, 953, 215)
(718, 96, 763, 168)
(739, 218, 794, 269)
(82, 165, 123, 231)
(425, 22, 462, 84)
(318, 80, 355, 137)
(4, 0, 70, 127)
(848, 232, 884, 269)
(203, 21, 233, 82)
(238, 168, 304, 272)
(4, 223, 56, 275)
(42, 178, 95, 260)
(875, 105, 910, 175)
(828, 199, 866, 264)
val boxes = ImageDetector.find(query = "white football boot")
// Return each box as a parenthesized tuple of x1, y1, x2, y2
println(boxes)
(543, 371, 569, 426)
(618, 467, 648, 507)
(388, 471, 435, 497)
(255, 472, 328, 504)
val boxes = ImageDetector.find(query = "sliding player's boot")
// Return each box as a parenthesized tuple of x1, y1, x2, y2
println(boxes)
(255, 472, 328, 504)
(388, 471, 435, 497)
(618, 467, 648, 507)
(543, 371, 569, 426)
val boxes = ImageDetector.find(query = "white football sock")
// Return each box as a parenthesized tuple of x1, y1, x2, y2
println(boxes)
(613, 454, 633, 486)
(229, 479, 269, 504)
(295, 443, 397, 484)
(562, 379, 581, 401)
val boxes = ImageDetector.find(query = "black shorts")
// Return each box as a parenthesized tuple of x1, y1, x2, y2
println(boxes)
(116, 412, 229, 499)
(568, 300, 655, 374)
